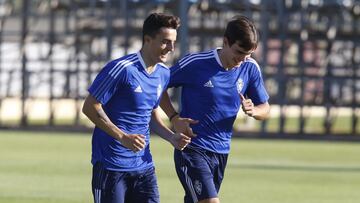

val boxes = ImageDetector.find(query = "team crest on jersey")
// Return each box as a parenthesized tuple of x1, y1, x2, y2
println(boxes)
(237, 78, 244, 93)
(194, 180, 202, 195)
(157, 84, 162, 98)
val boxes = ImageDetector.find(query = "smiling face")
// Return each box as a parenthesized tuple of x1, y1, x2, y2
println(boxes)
(221, 37, 254, 69)
(144, 27, 177, 64)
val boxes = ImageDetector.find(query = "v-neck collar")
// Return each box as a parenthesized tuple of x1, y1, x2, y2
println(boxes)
(213, 47, 239, 72)
(213, 48, 223, 67)
(137, 51, 159, 75)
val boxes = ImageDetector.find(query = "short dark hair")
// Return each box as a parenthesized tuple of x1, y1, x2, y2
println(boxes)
(224, 15, 258, 51)
(142, 13, 180, 41)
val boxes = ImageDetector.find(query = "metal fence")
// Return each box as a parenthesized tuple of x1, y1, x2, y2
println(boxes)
(0, 0, 359, 139)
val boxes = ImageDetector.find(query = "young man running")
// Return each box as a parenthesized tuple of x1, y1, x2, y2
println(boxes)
(83, 13, 191, 203)
(160, 15, 270, 203)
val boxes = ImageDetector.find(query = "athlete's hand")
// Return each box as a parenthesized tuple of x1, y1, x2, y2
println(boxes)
(171, 116, 199, 137)
(240, 94, 256, 117)
(120, 134, 146, 152)
(170, 133, 192, 150)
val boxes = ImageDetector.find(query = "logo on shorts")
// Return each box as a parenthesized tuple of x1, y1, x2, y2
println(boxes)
(194, 180, 202, 195)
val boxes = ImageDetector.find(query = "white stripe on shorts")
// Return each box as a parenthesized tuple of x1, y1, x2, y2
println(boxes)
(182, 166, 198, 203)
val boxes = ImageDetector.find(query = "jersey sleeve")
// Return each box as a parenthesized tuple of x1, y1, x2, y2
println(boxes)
(88, 60, 127, 105)
(246, 63, 269, 105)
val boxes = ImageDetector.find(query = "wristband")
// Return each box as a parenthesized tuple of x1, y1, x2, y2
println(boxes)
(169, 112, 179, 122)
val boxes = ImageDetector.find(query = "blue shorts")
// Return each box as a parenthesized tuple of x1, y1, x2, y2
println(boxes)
(174, 145, 228, 203)
(92, 162, 159, 203)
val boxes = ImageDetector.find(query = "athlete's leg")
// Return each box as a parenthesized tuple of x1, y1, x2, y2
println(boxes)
(198, 197, 220, 203)
(199, 151, 228, 203)
(174, 147, 219, 203)
(128, 166, 160, 203)
(92, 162, 128, 203)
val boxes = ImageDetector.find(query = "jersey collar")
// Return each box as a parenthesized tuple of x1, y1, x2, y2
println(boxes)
(213, 47, 223, 67)
(136, 51, 158, 73)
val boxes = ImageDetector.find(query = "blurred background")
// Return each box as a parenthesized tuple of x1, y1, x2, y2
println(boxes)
(0, 0, 359, 140)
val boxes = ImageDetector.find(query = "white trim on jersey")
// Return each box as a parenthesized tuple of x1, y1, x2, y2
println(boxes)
(213, 48, 223, 67)
(136, 51, 159, 73)
(109, 53, 137, 76)
(182, 166, 198, 203)
(172, 50, 214, 75)
(178, 50, 213, 66)
(92, 54, 138, 98)
(213, 48, 261, 73)
(157, 62, 168, 69)
(245, 57, 261, 72)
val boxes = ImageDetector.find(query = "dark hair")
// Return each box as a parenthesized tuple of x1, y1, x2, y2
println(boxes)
(142, 13, 180, 41)
(224, 15, 258, 51)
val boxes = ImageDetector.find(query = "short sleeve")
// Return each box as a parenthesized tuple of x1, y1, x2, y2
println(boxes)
(88, 60, 127, 105)
(246, 64, 269, 105)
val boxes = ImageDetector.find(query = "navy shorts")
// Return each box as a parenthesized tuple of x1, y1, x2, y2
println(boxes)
(92, 162, 159, 203)
(174, 145, 228, 203)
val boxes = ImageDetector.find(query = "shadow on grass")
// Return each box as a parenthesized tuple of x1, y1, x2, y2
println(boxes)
(229, 163, 360, 173)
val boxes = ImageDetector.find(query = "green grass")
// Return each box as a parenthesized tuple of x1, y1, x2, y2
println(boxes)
(3, 114, 360, 134)
(1, 131, 360, 203)
(235, 116, 360, 134)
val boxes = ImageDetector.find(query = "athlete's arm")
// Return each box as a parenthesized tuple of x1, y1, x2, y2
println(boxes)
(240, 94, 270, 120)
(82, 94, 145, 152)
(160, 90, 198, 137)
(150, 107, 191, 150)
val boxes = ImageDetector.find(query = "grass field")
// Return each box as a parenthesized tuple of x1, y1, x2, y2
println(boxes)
(1, 131, 360, 203)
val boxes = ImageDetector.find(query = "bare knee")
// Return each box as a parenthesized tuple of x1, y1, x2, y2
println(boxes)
(197, 197, 220, 203)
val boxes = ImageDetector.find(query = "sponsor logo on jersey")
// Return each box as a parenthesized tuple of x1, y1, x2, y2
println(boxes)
(204, 80, 214, 88)
(134, 85, 143, 93)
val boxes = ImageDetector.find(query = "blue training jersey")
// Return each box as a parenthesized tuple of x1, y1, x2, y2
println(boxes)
(169, 49, 269, 154)
(88, 52, 170, 171)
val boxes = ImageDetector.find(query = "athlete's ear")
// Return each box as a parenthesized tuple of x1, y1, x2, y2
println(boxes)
(223, 37, 229, 47)
(144, 35, 152, 44)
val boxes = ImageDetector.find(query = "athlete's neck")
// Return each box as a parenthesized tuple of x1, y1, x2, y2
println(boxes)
(217, 49, 232, 71)
(140, 49, 156, 74)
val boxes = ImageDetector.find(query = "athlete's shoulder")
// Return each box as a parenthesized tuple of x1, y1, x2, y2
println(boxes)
(155, 63, 171, 79)
(109, 53, 138, 67)
(177, 49, 215, 67)
(156, 62, 170, 71)
(101, 53, 138, 77)
(242, 57, 261, 72)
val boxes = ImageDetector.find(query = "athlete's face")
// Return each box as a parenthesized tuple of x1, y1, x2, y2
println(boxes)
(145, 27, 177, 64)
(223, 38, 254, 68)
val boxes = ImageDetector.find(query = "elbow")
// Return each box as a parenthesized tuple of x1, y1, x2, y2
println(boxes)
(82, 97, 91, 118)
(82, 104, 88, 117)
